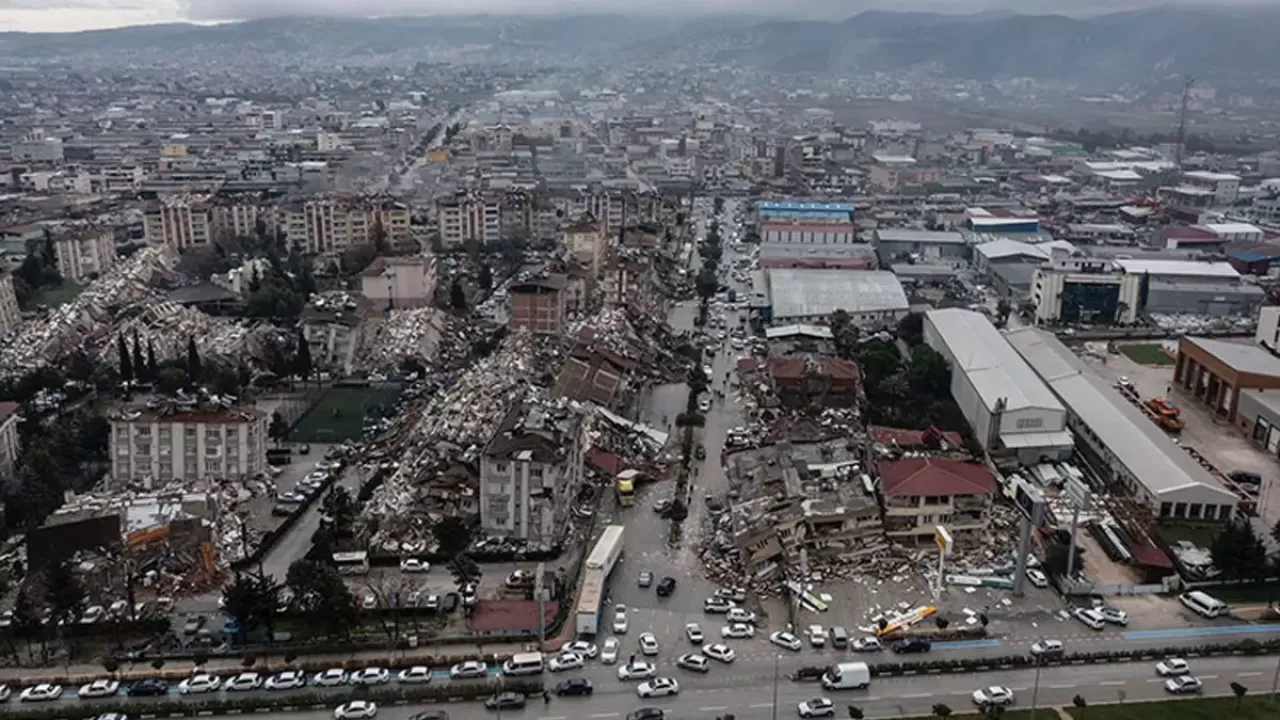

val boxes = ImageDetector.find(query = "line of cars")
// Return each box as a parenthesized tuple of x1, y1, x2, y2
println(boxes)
(271, 449, 349, 518)
(0, 661, 497, 704)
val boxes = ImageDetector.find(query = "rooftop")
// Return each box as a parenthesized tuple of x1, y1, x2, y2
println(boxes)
(878, 457, 995, 497)
(925, 308, 1063, 415)
(1004, 328, 1236, 503)
(875, 228, 967, 245)
(766, 269, 908, 320)
(1113, 258, 1240, 280)
(1180, 337, 1280, 378)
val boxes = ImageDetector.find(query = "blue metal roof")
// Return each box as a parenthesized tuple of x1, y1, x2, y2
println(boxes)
(1228, 250, 1275, 262)
(758, 200, 854, 212)
(759, 209, 852, 220)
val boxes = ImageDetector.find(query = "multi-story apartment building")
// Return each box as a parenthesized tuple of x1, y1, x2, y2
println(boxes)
(54, 227, 118, 282)
(436, 192, 502, 248)
(110, 405, 268, 488)
(210, 199, 276, 242)
(280, 198, 411, 255)
(0, 402, 21, 484)
(359, 256, 438, 309)
(560, 216, 606, 278)
(509, 274, 567, 336)
(478, 401, 586, 542)
(0, 273, 22, 335)
(143, 195, 213, 252)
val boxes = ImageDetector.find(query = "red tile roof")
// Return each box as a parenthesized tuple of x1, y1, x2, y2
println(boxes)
(587, 447, 621, 477)
(467, 599, 559, 633)
(878, 457, 994, 497)
(871, 426, 963, 448)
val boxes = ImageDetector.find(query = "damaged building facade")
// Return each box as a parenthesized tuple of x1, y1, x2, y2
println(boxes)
(726, 441, 881, 581)
(478, 398, 588, 543)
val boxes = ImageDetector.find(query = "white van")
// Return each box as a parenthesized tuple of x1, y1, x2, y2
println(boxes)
(821, 661, 870, 690)
(501, 651, 544, 676)
(1180, 591, 1227, 618)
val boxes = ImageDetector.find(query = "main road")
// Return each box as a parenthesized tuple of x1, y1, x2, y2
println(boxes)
(66, 654, 1280, 720)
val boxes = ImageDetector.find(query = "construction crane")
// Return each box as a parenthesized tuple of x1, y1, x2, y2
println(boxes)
(1174, 75, 1194, 169)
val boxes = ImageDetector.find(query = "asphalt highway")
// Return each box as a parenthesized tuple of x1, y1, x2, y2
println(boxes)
(69, 654, 1280, 720)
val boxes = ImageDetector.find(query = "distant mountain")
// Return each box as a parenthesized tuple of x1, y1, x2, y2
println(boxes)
(3, 8, 1279, 87)
(629, 6, 1280, 87)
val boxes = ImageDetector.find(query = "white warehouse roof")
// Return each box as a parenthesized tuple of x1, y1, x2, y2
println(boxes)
(924, 308, 1064, 415)
(1113, 258, 1240, 280)
(767, 269, 908, 320)
(1004, 328, 1238, 509)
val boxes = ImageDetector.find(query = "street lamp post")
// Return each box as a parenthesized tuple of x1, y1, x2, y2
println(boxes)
(1029, 651, 1044, 720)
(771, 654, 780, 720)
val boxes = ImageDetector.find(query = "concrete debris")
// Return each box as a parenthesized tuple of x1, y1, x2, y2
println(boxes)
(0, 246, 179, 378)
(363, 306, 447, 370)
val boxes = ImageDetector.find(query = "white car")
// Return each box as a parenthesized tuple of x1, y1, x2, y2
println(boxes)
(1165, 675, 1203, 694)
(1074, 607, 1106, 630)
(80, 606, 106, 624)
(397, 666, 433, 684)
(721, 623, 755, 639)
(973, 686, 1015, 706)
(334, 700, 378, 720)
(851, 636, 882, 652)
(449, 660, 488, 680)
(798, 698, 835, 718)
(613, 605, 629, 634)
(726, 607, 756, 624)
(1030, 640, 1064, 657)
(703, 643, 736, 663)
(639, 632, 660, 656)
(265, 671, 306, 691)
(0, 685, 10, 702)
(225, 673, 263, 691)
(1100, 607, 1129, 626)
(179, 674, 222, 694)
(349, 668, 391, 686)
(19, 684, 62, 702)
(676, 653, 709, 673)
(637, 678, 680, 698)
(686, 623, 704, 644)
(399, 558, 430, 573)
(1156, 658, 1190, 676)
(313, 669, 348, 687)
(1025, 568, 1049, 588)
(703, 597, 734, 614)
(548, 652, 585, 672)
(807, 625, 826, 648)
(601, 637, 620, 665)
(617, 660, 658, 681)
(564, 640, 599, 659)
(77, 679, 119, 699)
(770, 631, 803, 651)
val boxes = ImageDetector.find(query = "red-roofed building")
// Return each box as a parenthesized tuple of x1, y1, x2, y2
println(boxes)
(878, 457, 995, 542)
(870, 425, 964, 449)
(467, 599, 560, 637)
(767, 354, 860, 408)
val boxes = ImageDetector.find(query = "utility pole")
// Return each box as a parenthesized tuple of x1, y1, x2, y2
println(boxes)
(535, 561, 548, 654)
(771, 654, 780, 720)
(1174, 75, 1194, 169)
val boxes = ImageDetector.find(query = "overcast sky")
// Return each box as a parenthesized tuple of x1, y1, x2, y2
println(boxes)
(0, 0, 1273, 33)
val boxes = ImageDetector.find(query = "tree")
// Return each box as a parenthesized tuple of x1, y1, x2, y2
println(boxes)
(676, 411, 705, 428)
(433, 517, 474, 558)
(477, 263, 493, 291)
(907, 345, 951, 398)
(221, 571, 279, 645)
(931, 704, 952, 718)
(155, 367, 189, 396)
(186, 336, 202, 382)
(102, 658, 120, 675)
(145, 339, 158, 380)
(995, 299, 1012, 327)
(1230, 681, 1247, 712)
(269, 412, 289, 445)
(449, 279, 467, 310)
(695, 268, 718, 302)
(285, 558, 358, 640)
(1212, 519, 1268, 581)
(150, 658, 165, 671)
(321, 487, 357, 537)
(448, 554, 482, 594)
(1072, 694, 1087, 719)
(131, 333, 146, 382)
(117, 334, 133, 383)
(847, 707, 864, 720)
(45, 560, 86, 625)
(896, 312, 924, 344)
(293, 330, 312, 382)
(935, 615, 950, 630)
(371, 216, 389, 254)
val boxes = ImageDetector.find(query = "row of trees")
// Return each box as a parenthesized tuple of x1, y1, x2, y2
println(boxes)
(12, 230, 66, 309)
(830, 310, 960, 430)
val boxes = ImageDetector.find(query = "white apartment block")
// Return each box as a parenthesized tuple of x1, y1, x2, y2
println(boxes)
(143, 197, 213, 252)
(1183, 171, 1241, 205)
(279, 199, 411, 255)
(54, 228, 118, 282)
(478, 405, 586, 542)
(110, 406, 268, 489)
(0, 274, 22, 335)
(436, 194, 501, 248)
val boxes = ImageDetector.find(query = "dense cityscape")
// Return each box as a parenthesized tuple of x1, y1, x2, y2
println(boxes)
(4, 5, 1280, 720)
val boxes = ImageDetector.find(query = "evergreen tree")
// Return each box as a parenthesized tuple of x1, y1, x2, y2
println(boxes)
(117, 334, 133, 383)
(293, 330, 312, 382)
(131, 332, 146, 382)
(477, 263, 493, 291)
(146, 339, 158, 379)
(187, 336, 202, 381)
(449, 279, 467, 310)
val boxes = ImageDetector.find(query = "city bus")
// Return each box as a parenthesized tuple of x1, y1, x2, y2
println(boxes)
(333, 551, 370, 576)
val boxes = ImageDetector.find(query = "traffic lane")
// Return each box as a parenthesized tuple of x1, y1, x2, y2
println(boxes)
(189, 653, 1280, 720)
(261, 464, 362, 584)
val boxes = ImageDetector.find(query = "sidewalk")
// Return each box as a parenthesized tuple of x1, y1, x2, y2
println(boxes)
(0, 631, 574, 685)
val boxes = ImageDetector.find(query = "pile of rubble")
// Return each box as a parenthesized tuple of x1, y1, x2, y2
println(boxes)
(1150, 312, 1256, 334)
(0, 246, 179, 378)
(100, 301, 259, 368)
(363, 306, 447, 370)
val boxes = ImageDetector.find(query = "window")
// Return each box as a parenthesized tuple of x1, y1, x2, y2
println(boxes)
(226, 427, 238, 440)
(135, 426, 152, 436)
(1015, 417, 1045, 430)
(1204, 504, 1218, 520)
(205, 460, 221, 472)
(135, 443, 150, 456)
(1189, 503, 1202, 519)
(205, 429, 221, 442)
(1174, 502, 1187, 518)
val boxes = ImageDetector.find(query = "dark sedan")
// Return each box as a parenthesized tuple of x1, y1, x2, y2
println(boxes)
(126, 680, 168, 697)
(484, 692, 526, 710)
(555, 678, 594, 697)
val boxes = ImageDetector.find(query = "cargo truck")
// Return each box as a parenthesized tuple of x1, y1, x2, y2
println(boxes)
(575, 526, 625, 636)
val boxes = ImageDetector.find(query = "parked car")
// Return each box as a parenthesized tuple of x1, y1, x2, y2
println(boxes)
(770, 631, 803, 652)
(1156, 658, 1190, 677)
(1030, 640, 1064, 658)
(676, 653, 709, 673)
(726, 607, 756, 624)
(891, 638, 932, 654)
(617, 660, 658, 681)
(639, 632, 660, 656)
(400, 558, 430, 573)
(397, 667, 433, 684)
(703, 597, 734, 614)
(1165, 676, 1203, 695)
(851, 636, 882, 652)
(449, 661, 488, 680)
(77, 680, 120, 699)
(225, 673, 263, 692)
(265, 671, 307, 691)
(685, 623, 704, 644)
(601, 637, 620, 665)
(564, 640, 598, 659)
(703, 643, 735, 663)
(638, 571, 654, 588)
(350, 668, 390, 686)
(656, 577, 677, 597)
(1073, 607, 1106, 630)
(484, 693, 526, 710)
(548, 652, 585, 673)
(124, 680, 166, 698)
(313, 669, 348, 687)
(334, 701, 378, 720)
(1099, 607, 1129, 626)
(636, 678, 680, 698)
(798, 698, 835, 718)
(1025, 568, 1049, 588)
(973, 687, 1015, 707)
(179, 674, 221, 694)
(613, 605, 629, 634)
(554, 678, 593, 697)
(721, 623, 754, 639)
